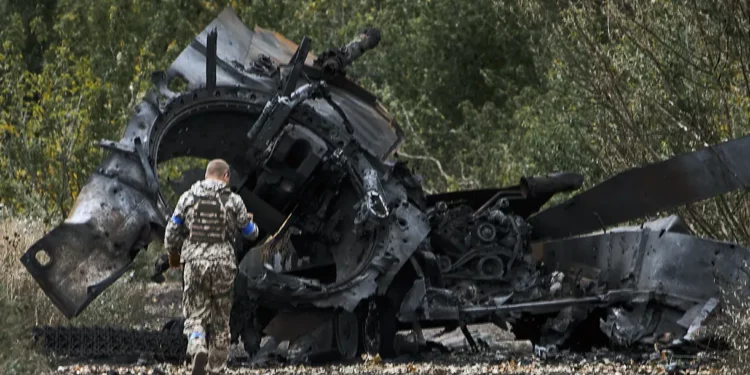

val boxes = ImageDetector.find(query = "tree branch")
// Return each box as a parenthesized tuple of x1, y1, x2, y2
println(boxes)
(396, 151, 453, 184)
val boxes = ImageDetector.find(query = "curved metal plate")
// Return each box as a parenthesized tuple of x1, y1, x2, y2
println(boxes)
(20, 154, 164, 318)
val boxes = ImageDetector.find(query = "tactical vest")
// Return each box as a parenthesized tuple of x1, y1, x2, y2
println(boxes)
(187, 189, 232, 244)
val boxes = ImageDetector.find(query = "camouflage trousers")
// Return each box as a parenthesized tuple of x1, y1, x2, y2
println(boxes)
(182, 258, 237, 374)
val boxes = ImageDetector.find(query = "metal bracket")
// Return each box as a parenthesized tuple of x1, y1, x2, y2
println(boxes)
(133, 137, 159, 195)
(206, 28, 218, 91)
(99, 139, 136, 154)
(398, 278, 427, 322)
(282, 36, 311, 96)
(459, 323, 479, 352)
(459, 289, 641, 319)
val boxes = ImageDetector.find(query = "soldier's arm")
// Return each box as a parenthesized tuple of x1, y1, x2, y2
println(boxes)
(232, 194, 259, 240)
(164, 192, 190, 266)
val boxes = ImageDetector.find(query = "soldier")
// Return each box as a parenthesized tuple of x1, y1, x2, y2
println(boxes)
(164, 159, 259, 375)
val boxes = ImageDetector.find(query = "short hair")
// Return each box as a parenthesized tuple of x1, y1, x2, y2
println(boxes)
(205, 159, 230, 178)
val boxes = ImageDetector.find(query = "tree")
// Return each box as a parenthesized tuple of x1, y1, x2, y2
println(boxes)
(519, 0, 750, 244)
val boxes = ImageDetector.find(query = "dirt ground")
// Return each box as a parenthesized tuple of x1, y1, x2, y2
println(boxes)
(141, 279, 184, 329)
(47, 352, 728, 375)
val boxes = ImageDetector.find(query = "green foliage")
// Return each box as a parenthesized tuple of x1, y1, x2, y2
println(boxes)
(157, 156, 209, 208)
(1, 37, 108, 219)
(525, 0, 750, 244)
(240, 0, 552, 191)
(1, 0, 750, 240)
(0, 0, 224, 223)
(3, 0, 750, 372)
(0, 0, 550, 219)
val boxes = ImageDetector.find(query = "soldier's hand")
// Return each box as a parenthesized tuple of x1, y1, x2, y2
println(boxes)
(247, 212, 254, 221)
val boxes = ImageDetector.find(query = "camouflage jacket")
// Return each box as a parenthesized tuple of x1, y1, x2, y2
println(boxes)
(164, 179, 259, 264)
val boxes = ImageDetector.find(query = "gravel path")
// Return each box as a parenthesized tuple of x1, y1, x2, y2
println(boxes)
(50, 351, 728, 375)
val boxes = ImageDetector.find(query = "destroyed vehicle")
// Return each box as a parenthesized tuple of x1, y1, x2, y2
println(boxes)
(22, 7, 750, 363)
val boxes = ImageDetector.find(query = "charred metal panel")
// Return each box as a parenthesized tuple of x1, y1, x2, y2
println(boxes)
(398, 278, 427, 322)
(249, 26, 319, 67)
(375, 200, 432, 294)
(608, 215, 692, 235)
(529, 135, 750, 241)
(21, 152, 164, 318)
(121, 95, 162, 159)
(308, 85, 401, 161)
(235, 187, 287, 235)
(537, 215, 750, 308)
(20, 84, 168, 319)
(165, 8, 277, 93)
(636, 233, 749, 307)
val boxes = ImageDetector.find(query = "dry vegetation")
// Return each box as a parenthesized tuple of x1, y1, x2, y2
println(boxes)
(0, 215, 180, 375)
(712, 280, 750, 374)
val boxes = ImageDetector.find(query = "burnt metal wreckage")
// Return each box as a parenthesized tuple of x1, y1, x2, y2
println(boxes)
(21, 7, 750, 366)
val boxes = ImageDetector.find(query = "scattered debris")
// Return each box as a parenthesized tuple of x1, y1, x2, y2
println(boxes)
(22, 6, 750, 367)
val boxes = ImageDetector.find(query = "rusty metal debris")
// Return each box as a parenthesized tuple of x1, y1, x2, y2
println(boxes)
(21, 6, 750, 365)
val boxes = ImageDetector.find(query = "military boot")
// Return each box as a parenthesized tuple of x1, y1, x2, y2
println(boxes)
(187, 331, 209, 375)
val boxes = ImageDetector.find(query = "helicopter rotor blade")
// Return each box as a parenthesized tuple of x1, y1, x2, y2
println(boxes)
(528, 134, 750, 241)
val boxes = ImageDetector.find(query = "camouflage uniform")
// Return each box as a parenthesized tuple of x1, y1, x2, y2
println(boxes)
(164, 179, 259, 374)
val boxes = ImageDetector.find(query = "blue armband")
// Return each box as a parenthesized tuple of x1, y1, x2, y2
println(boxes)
(242, 222, 256, 236)
(171, 215, 184, 225)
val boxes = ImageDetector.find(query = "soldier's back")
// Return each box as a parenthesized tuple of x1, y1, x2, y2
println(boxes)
(182, 180, 237, 265)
